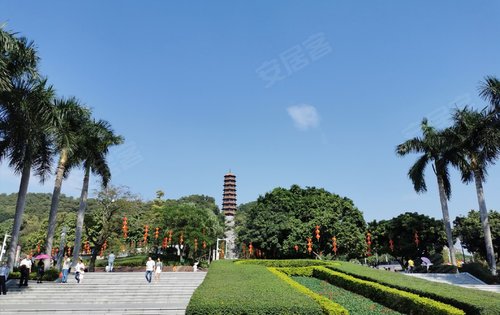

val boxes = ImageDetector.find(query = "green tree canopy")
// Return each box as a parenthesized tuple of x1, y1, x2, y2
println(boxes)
(368, 212, 447, 264)
(453, 210, 499, 264)
(236, 185, 367, 259)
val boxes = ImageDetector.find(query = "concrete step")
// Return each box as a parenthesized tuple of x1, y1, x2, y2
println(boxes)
(0, 271, 207, 314)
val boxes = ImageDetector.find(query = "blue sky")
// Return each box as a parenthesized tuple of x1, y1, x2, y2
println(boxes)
(1, 1, 499, 222)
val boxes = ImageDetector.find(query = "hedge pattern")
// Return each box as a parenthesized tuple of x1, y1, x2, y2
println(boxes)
(268, 267, 348, 315)
(327, 263, 500, 315)
(313, 266, 465, 315)
(186, 260, 322, 314)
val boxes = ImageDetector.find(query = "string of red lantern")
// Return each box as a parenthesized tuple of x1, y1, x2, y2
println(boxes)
(414, 231, 420, 247)
(389, 238, 394, 252)
(307, 237, 313, 254)
(122, 216, 128, 239)
(332, 236, 337, 254)
(366, 232, 372, 256)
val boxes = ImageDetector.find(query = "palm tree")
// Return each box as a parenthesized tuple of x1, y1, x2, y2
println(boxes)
(451, 107, 499, 275)
(479, 76, 500, 115)
(69, 119, 123, 266)
(396, 119, 464, 267)
(0, 26, 38, 93)
(43, 97, 91, 269)
(0, 77, 56, 269)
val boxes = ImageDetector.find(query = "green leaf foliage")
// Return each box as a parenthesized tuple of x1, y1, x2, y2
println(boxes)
(236, 185, 366, 259)
(453, 210, 500, 264)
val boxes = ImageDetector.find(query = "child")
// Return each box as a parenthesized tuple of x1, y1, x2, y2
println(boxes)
(75, 259, 85, 284)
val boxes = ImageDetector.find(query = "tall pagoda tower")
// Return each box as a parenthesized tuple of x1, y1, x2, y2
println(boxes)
(222, 172, 237, 259)
(222, 172, 237, 216)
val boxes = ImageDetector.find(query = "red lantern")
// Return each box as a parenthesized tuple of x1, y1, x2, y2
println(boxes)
(162, 237, 168, 249)
(389, 239, 394, 252)
(143, 225, 149, 243)
(168, 230, 173, 243)
(202, 240, 207, 250)
(366, 232, 372, 256)
(414, 231, 420, 247)
(249, 242, 254, 255)
(194, 238, 198, 251)
(294, 245, 299, 252)
(332, 236, 337, 254)
(37, 241, 41, 254)
(155, 227, 160, 240)
(315, 225, 321, 241)
(307, 237, 313, 254)
(122, 216, 128, 239)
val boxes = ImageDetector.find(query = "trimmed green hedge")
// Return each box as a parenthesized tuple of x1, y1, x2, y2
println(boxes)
(236, 259, 338, 268)
(186, 260, 323, 314)
(8, 268, 59, 281)
(313, 266, 464, 315)
(327, 262, 500, 315)
(268, 267, 348, 315)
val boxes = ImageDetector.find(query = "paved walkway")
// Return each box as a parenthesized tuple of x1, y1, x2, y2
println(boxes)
(0, 271, 206, 314)
(404, 272, 500, 293)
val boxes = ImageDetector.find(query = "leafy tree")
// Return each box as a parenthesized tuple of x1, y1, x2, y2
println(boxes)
(368, 212, 447, 266)
(44, 98, 91, 269)
(70, 119, 123, 266)
(479, 75, 500, 115)
(237, 185, 366, 259)
(160, 196, 224, 261)
(396, 119, 464, 266)
(0, 26, 38, 92)
(451, 107, 500, 275)
(84, 186, 136, 271)
(454, 210, 499, 264)
(0, 77, 57, 269)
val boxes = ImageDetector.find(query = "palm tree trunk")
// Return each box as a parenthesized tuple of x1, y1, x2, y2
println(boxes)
(44, 149, 68, 270)
(436, 174, 457, 267)
(473, 171, 497, 275)
(72, 165, 90, 267)
(6, 164, 31, 270)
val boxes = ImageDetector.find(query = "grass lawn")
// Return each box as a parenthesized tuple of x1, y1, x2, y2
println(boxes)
(293, 276, 403, 315)
(186, 260, 323, 314)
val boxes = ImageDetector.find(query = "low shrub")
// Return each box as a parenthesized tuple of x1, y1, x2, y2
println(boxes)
(313, 266, 464, 315)
(327, 262, 500, 315)
(268, 267, 348, 315)
(294, 276, 403, 315)
(186, 260, 322, 314)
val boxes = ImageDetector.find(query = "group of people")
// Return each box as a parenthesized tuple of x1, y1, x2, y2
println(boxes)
(1, 253, 177, 294)
(145, 257, 163, 283)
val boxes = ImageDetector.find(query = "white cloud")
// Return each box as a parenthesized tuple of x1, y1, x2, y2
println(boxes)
(287, 104, 320, 130)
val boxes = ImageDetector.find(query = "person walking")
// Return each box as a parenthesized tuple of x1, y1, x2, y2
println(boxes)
(107, 252, 116, 272)
(154, 258, 163, 282)
(145, 257, 155, 283)
(61, 256, 71, 283)
(19, 256, 32, 287)
(75, 259, 85, 284)
(36, 259, 45, 283)
(407, 258, 415, 273)
(0, 261, 9, 295)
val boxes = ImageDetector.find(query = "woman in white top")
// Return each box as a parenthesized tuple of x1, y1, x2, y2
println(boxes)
(75, 259, 85, 284)
(154, 258, 163, 282)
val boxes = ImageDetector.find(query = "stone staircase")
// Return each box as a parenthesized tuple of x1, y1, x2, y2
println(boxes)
(0, 271, 206, 314)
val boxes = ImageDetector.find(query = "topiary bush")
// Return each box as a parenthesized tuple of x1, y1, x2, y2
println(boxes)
(313, 266, 465, 315)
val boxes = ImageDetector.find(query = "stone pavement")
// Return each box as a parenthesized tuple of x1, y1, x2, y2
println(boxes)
(404, 272, 500, 293)
(0, 271, 206, 314)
